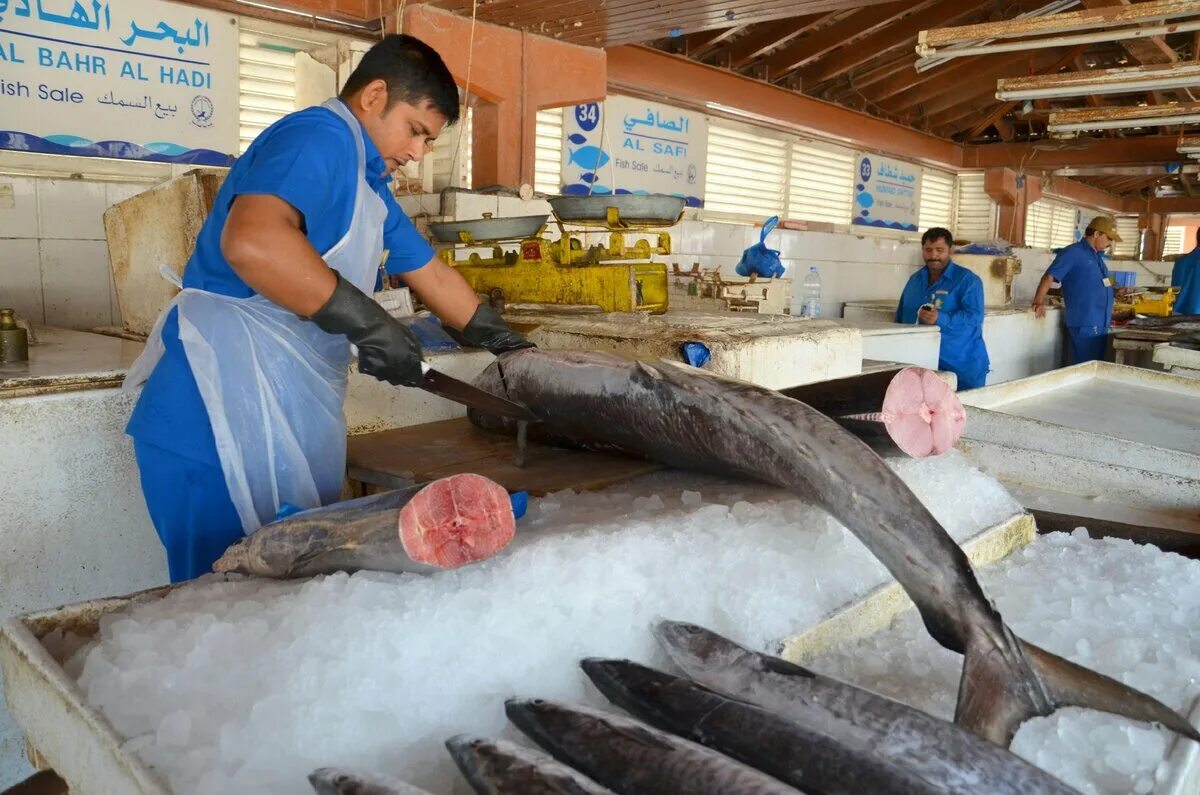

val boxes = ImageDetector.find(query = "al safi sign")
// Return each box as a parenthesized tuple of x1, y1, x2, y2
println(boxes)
(0, 0, 238, 165)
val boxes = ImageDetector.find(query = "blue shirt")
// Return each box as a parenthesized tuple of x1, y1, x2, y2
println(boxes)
(1046, 239, 1114, 329)
(127, 103, 436, 462)
(896, 261, 990, 382)
(1172, 247, 1200, 315)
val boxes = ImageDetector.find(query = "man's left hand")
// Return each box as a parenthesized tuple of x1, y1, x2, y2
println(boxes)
(461, 303, 536, 355)
(918, 306, 939, 325)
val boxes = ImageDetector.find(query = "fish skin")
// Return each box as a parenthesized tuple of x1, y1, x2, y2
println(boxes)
(641, 621, 1081, 794)
(1128, 313, 1200, 330)
(213, 485, 439, 578)
(307, 767, 432, 795)
(504, 698, 798, 794)
(471, 349, 1199, 747)
(445, 734, 615, 794)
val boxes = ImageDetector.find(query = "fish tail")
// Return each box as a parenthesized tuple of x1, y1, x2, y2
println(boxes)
(955, 625, 1199, 746)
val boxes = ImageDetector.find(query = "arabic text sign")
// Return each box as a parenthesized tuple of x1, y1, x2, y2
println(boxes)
(852, 153, 922, 232)
(0, 0, 237, 165)
(560, 95, 706, 207)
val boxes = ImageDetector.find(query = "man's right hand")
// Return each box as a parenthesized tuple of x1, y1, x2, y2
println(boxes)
(307, 272, 424, 386)
(1032, 299, 1046, 319)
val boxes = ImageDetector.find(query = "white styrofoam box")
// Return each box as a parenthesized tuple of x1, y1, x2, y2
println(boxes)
(983, 309, 1064, 384)
(36, 179, 108, 240)
(495, 196, 553, 218)
(445, 192, 499, 220)
(397, 194, 441, 218)
(0, 177, 38, 239)
(40, 239, 114, 329)
(0, 238, 44, 323)
(104, 182, 150, 210)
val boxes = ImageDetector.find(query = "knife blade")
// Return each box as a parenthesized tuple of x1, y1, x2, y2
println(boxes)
(419, 362, 540, 423)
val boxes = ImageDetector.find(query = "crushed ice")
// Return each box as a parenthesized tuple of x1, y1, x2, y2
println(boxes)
(68, 451, 1046, 793)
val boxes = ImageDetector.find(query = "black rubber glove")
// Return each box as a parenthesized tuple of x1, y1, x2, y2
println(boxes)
(307, 272, 424, 387)
(459, 303, 537, 355)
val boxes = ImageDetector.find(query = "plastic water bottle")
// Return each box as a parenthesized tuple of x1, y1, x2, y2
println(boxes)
(800, 266, 822, 318)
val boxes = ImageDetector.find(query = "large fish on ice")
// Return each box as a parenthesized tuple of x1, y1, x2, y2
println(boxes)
(583, 623, 1079, 793)
(470, 349, 1198, 746)
(445, 734, 615, 794)
(214, 474, 516, 578)
(504, 698, 798, 793)
(308, 767, 432, 794)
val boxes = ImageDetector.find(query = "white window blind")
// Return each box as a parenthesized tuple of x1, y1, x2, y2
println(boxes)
(238, 23, 342, 153)
(1050, 201, 1079, 249)
(918, 168, 954, 232)
(535, 108, 565, 195)
(1026, 198, 1081, 249)
(703, 122, 789, 218)
(1112, 216, 1140, 257)
(1026, 200, 1053, 249)
(787, 141, 855, 225)
(1164, 226, 1187, 257)
(954, 172, 995, 241)
(430, 107, 472, 191)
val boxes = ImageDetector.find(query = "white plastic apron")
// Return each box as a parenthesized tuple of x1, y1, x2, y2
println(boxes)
(125, 98, 387, 535)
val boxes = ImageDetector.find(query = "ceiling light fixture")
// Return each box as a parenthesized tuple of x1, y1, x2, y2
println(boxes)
(997, 63, 1200, 100)
(1047, 102, 1200, 133)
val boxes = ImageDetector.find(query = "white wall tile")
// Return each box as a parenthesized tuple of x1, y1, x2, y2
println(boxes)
(0, 239, 44, 323)
(0, 178, 39, 239)
(104, 182, 149, 210)
(40, 239, 113, 329)
(37, 179, 108, 240)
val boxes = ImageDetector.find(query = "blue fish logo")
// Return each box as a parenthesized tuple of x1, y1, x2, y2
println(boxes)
(568, 145, 610, 170)
(856, 192, 875, 208)
(567, 133, 588, 145)
(590, 185, 612, 194)
(562, 183, 593, 196)
(580, 172, 598, 184)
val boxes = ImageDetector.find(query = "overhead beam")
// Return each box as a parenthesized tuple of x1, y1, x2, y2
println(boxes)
(1124, 195, 1200, 213)
(607, 45, 962, 167)
(1052, 164, 1200, 176)
(1049, 101, 1200, 132)
(996, 61, 1200, 100)
(1079, 0, 1182, 66)
(965, 135, 1184, 167)
(760, 1, 920, 78)
(963, 45, 1089, 141)
(680, 27, 741, 58)
(879, 50, 1031, 113)
(794, 0, 991, 88)
(718, 13, 831, 68)
(919, 0, 1199, 50)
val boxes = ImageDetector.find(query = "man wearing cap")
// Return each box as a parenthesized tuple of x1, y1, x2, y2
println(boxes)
(1031, 215, 1120, 364)
(1171, 227, 1200, 316)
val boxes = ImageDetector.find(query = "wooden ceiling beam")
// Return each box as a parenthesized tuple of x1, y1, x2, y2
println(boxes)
(679, 26, 741, 58)
(759, 1, 921, 78)
(965, 135, 1182, 168)
(715, 13, 831, 68)
(795, 0, 992, 89)
(960, 44, 1088, 141)
(877, 50, 1031, 113)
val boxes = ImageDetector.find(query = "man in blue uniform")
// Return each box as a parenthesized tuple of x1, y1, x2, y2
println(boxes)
(1171, 228, 1200, 315)
(895, 227, 990, 390)
(1031, 215, 1118, 364)
(124, 35, 533, 582)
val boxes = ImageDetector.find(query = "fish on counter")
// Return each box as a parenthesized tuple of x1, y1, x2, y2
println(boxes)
(214, 473, 516, 578)
(504, 698, 799, 794)
(308, 767, 432, 795)
(583, 622, 1079, 794)
(445, 734, 615, 794)
(470, 349, 1199, 747)
(1128, 313, 1200, 330)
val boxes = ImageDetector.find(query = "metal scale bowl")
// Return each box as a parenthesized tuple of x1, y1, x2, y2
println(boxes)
(429, 195, 686, 314)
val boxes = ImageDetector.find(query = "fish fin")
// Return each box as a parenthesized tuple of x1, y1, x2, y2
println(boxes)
(757, 653, 817, 679)
(955, 629, 1200, 746)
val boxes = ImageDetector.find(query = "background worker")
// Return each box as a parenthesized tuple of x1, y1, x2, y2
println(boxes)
(1031, 216, 1119, 364)
(1172, 228, 1200, 316)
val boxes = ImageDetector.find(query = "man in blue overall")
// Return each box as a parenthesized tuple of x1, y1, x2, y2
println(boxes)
(1171, 228, 1200, 315)
(1031, 215, 1118, 364)
(124, 35, 532, 582)
(895, 227, 990, 390)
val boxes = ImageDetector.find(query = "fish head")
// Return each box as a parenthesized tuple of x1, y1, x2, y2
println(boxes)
(653, 620, 756, 676)
(505, 698, 572, 753)
(444, 734, 490, 781)
(581, 657, 676, 703)
(307, 767, 359, 795)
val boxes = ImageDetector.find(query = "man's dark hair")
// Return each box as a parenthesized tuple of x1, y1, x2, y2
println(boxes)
(340, 35, 460, 125)
(1084, 226, 1098, 238)
(921, 227, 954, 246)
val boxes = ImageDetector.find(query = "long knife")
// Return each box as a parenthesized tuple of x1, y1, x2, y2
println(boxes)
(419, 361, 540, 423)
